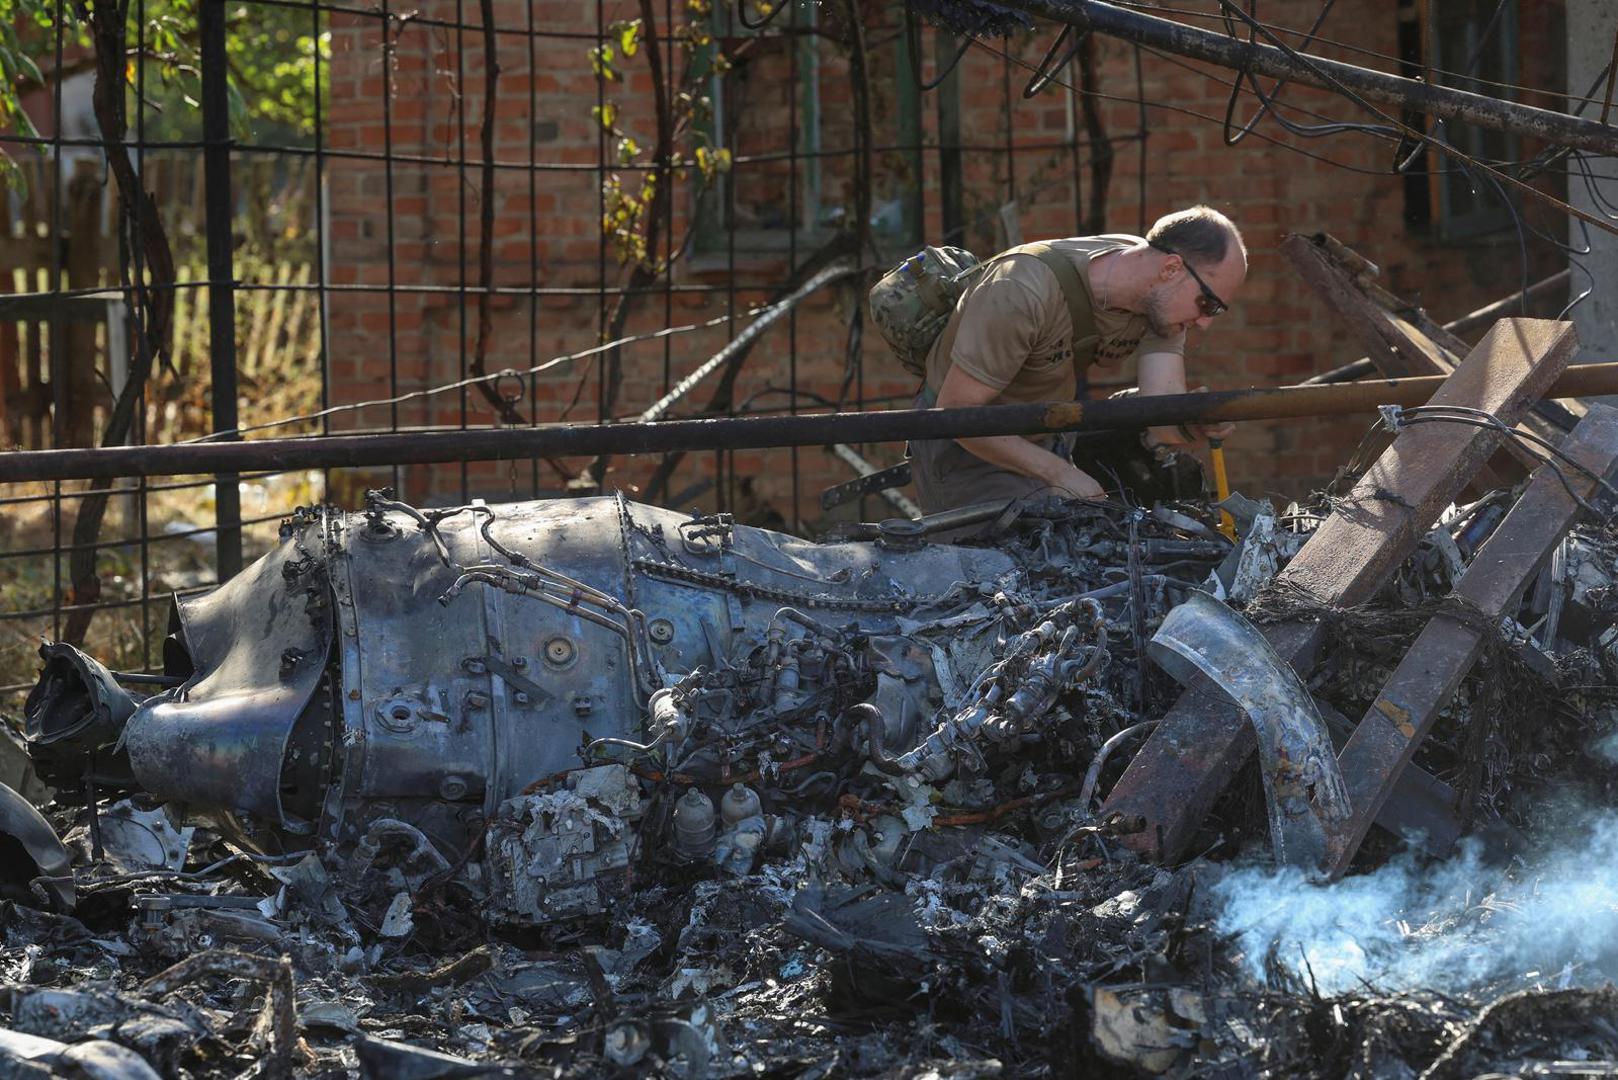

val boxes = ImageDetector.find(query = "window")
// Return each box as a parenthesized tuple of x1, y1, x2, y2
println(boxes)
(693, 0, 923, 260)
(1398, 0, 1520, 239)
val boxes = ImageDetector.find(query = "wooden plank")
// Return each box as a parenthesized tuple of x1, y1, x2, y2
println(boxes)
(24, 269, 44, 449)
(1317, 697, 1462, 856)
(1283, 232, 1532, 487)
(1325, 403, 1618, 876)
(171, 274, 192, 379)
(0, 235, 58, 273)
(1359, 258, 1585, 432)
(0, 189, 18, 444)
(191, 275, 210, 380)
(1282, 233, 1441, 378)
(1102, 319, 1579, 862)
(1280, 320, 1574, 604)
(244, 262, 274, 376)
(257, 260, 295, 374)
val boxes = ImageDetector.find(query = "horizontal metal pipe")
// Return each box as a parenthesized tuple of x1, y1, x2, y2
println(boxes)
(1004, 0, 1618, 158)
(1300, 357, 1377, 386)
(639, 261, 855, 424)
(1444, 270, 1574, 338)
(6, 363, 1617, 485)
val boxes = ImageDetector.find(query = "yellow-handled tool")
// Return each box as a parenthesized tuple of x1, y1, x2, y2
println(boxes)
(1208, 438, 1235, 540)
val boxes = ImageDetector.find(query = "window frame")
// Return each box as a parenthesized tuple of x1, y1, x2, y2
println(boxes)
(690, 0, 923, 263)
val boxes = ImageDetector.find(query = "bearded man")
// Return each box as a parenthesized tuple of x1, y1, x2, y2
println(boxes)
(910, 205, 1248, 511)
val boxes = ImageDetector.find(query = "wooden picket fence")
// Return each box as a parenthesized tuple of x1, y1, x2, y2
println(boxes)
(162, 258, 324, 441)
(0, 152, 321, 449)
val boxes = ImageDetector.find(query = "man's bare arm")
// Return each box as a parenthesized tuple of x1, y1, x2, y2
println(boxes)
(934, 364, 1104, 498)
(1138, 351, 1235, 447)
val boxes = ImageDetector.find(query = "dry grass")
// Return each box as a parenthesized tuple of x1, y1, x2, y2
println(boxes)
(0, 470, 326, 717)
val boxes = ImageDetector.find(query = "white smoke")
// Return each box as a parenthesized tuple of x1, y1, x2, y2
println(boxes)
(1207, 814, 1618, 997)
(1594, 728, 1618, 766)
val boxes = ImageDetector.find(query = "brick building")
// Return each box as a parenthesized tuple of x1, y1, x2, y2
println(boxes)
(322, 0, 1569, 524)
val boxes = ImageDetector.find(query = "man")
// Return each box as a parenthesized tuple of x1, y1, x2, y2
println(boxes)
(910, 206, 1248, 513)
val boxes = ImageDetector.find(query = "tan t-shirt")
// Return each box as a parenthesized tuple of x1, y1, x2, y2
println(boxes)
(922, 235, 1186, 406)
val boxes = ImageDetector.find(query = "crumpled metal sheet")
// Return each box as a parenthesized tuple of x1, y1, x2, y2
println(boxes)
(0, 781, 73, 910)
(22, 642, 139, 791)
(123, 514, 335, 833)
(0, 1027, 163, 1080)
(65, 801, 192, 875)
(1148, 590, 1350, 869)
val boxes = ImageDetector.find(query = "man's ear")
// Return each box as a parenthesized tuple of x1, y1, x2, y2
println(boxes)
(1156, 253, 1181, 283)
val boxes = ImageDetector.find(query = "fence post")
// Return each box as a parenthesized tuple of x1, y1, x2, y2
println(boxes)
(200, 0, 243, 579)
(63, 160, 102, 449)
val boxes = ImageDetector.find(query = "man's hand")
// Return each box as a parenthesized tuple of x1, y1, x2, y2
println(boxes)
(1145, 385, 1234, 448)
(1188, 420, 1237, 442)
(937, 364, 1105, 499)
(1046, 461, 1105, 499)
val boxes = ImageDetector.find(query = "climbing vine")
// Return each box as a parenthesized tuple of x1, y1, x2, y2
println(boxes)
(588, 2, 732, 270)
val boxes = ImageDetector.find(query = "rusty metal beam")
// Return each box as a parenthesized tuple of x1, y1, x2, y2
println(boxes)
(1, 341, 1614, 485)
(1291, 234, 1581, 441)
(1300, 271, 1575, 387)
(1282, 232, 1540, 488)
(995, 0, 1618, 159)
(1315, 697, 1462, 857)
(1282, 234, 1451, 379)
(1102, 319, 1578, 862)
(1325, 404, 1618, 876)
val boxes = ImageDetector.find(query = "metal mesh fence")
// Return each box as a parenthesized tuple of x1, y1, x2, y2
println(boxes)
(0, 0, 1128, 705)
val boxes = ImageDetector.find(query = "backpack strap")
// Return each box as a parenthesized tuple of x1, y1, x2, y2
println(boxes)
(923, 241, 1104, 396)
(1020, 241, 1099, 355)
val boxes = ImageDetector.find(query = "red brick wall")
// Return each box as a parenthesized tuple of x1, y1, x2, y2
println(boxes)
(323, 0, 1567, 522)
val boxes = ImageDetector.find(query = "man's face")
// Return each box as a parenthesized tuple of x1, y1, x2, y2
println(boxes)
(1144, 249, 1247, 336)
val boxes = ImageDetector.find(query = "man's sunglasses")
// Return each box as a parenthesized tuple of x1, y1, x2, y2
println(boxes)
(1147, 240, 1228, 318)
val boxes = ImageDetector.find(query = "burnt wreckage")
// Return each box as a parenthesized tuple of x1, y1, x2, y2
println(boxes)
(15, 320, 1618, 1075)
(25, 489, 1187, 926)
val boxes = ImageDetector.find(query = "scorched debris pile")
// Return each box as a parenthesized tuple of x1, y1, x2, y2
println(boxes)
(7, 319, 1618, 1076)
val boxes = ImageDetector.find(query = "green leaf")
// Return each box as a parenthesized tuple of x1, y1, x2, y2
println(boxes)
(618, 19, 641, 58)
(589, 43, 619, 80)
(0, 150, 26, 194)
(226, 79, 251, 139)
(12, 49, 42, 87)
(12, 102, 39, 141)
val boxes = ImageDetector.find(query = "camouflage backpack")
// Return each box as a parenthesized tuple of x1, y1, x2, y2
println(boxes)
(867, 245, 984, 378)
(869, 242, 1098, 380)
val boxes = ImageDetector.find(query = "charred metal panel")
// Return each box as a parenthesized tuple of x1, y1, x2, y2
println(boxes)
(307, 495, 1016, 856)
(1148, 591, 1349, 869)
(123, 512, 336, 832)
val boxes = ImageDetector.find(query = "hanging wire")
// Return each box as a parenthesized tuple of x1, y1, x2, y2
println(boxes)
(966, 6, 1602, 327)
(736, 0, 791, 31)
(1205, 0, 1618, 241)
(1023, 24, 1089, 99)
(1219, 0, 1339, 146)
(1392, 0, 1510, 173)
(178, 280, 860, 444)
(1109, 0, 1609, 109)
(1386, 405, 1618, 521)
(904, 0, 972, 92)
(970, 35, 1482, 179)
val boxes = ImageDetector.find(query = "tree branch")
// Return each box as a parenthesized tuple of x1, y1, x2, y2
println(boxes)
(471, 0, 524, 426)
(583, 0, 674, 487)
(64, 0, 177, 645)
